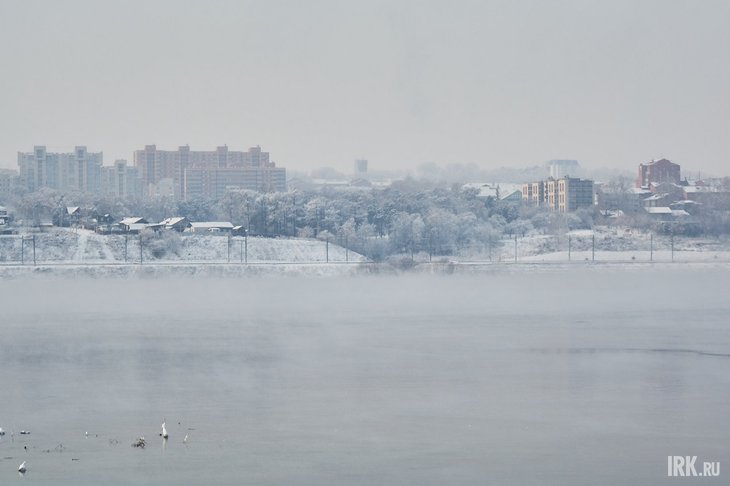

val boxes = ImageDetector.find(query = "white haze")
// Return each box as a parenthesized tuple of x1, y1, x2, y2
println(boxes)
(0, 269, 728, 484)
(1, 0, 729, 173)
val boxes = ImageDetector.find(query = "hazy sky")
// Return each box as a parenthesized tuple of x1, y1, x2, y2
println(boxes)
(1, 0, 728, 175)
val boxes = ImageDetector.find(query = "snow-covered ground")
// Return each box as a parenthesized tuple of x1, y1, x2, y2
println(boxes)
(0, 228, 366, 264)
(454, 226, 730, 263)
(2, 226, 730, 279)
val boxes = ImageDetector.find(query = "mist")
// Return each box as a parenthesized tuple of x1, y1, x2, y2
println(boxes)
(1, 269, 728, 484)
(2, 0, 729, 173)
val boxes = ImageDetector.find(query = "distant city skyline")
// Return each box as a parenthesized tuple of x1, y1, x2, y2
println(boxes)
(1, 0, 728, 175)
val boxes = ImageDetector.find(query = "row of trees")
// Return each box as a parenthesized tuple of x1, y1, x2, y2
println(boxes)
(6, 176, 730, 261)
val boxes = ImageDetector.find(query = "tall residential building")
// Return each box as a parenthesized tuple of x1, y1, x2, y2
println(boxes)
(521, 181, 546, 206)
(637, 158, 681, 188)
(546, 178, 559, 210)
(184, 166, 287, 199)
(18, 146, 103, 193)
(558, 177, 594, 212)
(546, 159, 582, 179)
(133, 145, 284, 199)
(0, 168, 19, 202)
(523, 176, 594, 213)
(101, 160, 142, 199)
(354, 159, 368, 178)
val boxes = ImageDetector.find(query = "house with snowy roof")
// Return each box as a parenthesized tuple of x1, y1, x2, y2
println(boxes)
(160, 217, 191, 232)
(189, 221, 234, 234)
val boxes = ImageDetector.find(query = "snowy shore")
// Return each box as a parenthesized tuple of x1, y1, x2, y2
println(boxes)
(2, 259, 729, 279)
(0, 262, 368, 279)
(2, 227, 730, 278)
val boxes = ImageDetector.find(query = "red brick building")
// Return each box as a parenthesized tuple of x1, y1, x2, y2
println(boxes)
(637, 159, 680, 188)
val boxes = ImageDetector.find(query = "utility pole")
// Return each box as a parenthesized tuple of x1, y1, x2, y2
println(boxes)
(428, 233, 432, 263)
(245, 232, 248, 264)
(124, 233, 128, 263)
(650, 233, 653, 262)
(240, 238, 243, 263)
(514, 234, 517, 263)
(568, 235, 571, 261)
(592, 233, 595, 262)
(227, 234, 231, 263)
(21, 235, 24, 264)
(32, 235, 36, 266)
(139, 233, 143, 264)
(671, 231, 675, 262)
(326, 237, 329, 263)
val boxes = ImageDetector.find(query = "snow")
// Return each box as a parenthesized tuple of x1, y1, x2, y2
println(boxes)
(2, 226, 730, 278)
(645, 207, 672, 214)
(447, 226, 730, 264)
(120, 217, 146, 225)
(0, 228, 366, 265)
(189, 221, 234, 229)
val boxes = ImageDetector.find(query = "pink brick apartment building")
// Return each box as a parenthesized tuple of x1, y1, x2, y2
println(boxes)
(637, 159, 680, 188)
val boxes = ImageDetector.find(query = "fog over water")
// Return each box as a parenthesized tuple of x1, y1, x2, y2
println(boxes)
(1, 269, 728, 485)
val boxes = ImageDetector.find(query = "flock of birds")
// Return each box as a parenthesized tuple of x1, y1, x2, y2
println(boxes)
(1, 420, 189, 476)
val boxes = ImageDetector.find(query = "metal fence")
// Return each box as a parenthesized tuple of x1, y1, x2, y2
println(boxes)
(1, 230, 729, 266)
(0, 232, 361, 266)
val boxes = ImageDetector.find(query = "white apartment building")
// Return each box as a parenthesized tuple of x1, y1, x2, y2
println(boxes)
(18, 146, 103, 193)
(101, 160, 142, 199)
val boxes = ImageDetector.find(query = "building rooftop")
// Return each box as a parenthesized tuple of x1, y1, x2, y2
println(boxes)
(120, 217, 147, 225)
(190, 221, 234, 229)
(645, 207, 673, 214)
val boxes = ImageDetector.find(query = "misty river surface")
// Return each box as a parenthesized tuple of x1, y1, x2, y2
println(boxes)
(1, 268, 729, 485)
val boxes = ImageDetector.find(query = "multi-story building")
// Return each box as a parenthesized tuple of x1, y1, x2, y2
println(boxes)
(0, 168, 19, 202)
(184, 166, 287, 199)
(558, 177, 594, 212)
(18, 146, 103, 194)
(531, 181, 545, 206)
(354, 159, 368, 178)
(523, 176, 594, 213)
(545, 178, 559, 210)
(522, 181, 546, 206)
(637, 158, 680, 188)
(133, 145, 285, 199)
(546, 159, 582, 179)
(101, 160, 142, 199)
(521, 183, 533, 203)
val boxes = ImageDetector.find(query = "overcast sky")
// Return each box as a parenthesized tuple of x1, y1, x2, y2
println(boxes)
(1, 0, 728, 175)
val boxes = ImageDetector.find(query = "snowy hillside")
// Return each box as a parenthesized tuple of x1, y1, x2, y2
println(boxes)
(0, 229, 366, 264)
(440, 226, 730, 263)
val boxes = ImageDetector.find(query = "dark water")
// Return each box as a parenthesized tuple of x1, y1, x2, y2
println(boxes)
(1, 268, 728, 485)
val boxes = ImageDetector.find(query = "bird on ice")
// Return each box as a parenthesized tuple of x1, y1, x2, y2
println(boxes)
(183, 434, 188, 444)
(0, 427, 5, 435)
(160, 421, 168, 439)
(18, 461, 27, 473)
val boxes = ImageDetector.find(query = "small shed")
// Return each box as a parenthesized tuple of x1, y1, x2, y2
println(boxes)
(160, 217, 191, 232)
(189, 221, 234, 234)
(120, 217, 149, 232)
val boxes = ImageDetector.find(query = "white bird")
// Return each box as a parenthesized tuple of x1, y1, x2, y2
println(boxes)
(183, 434, 188, 444)
(0, 427, 5, 435)
(161, 421, 168, 439)
(18, 461, 26, 473)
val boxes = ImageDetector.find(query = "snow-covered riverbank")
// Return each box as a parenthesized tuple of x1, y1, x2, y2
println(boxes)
(0, 228, 366, 264)
(0, 262, 369, 279)
(2, 259, 729, 280)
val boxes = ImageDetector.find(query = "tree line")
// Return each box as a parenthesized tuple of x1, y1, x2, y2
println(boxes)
(6, 176, 730, 261)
